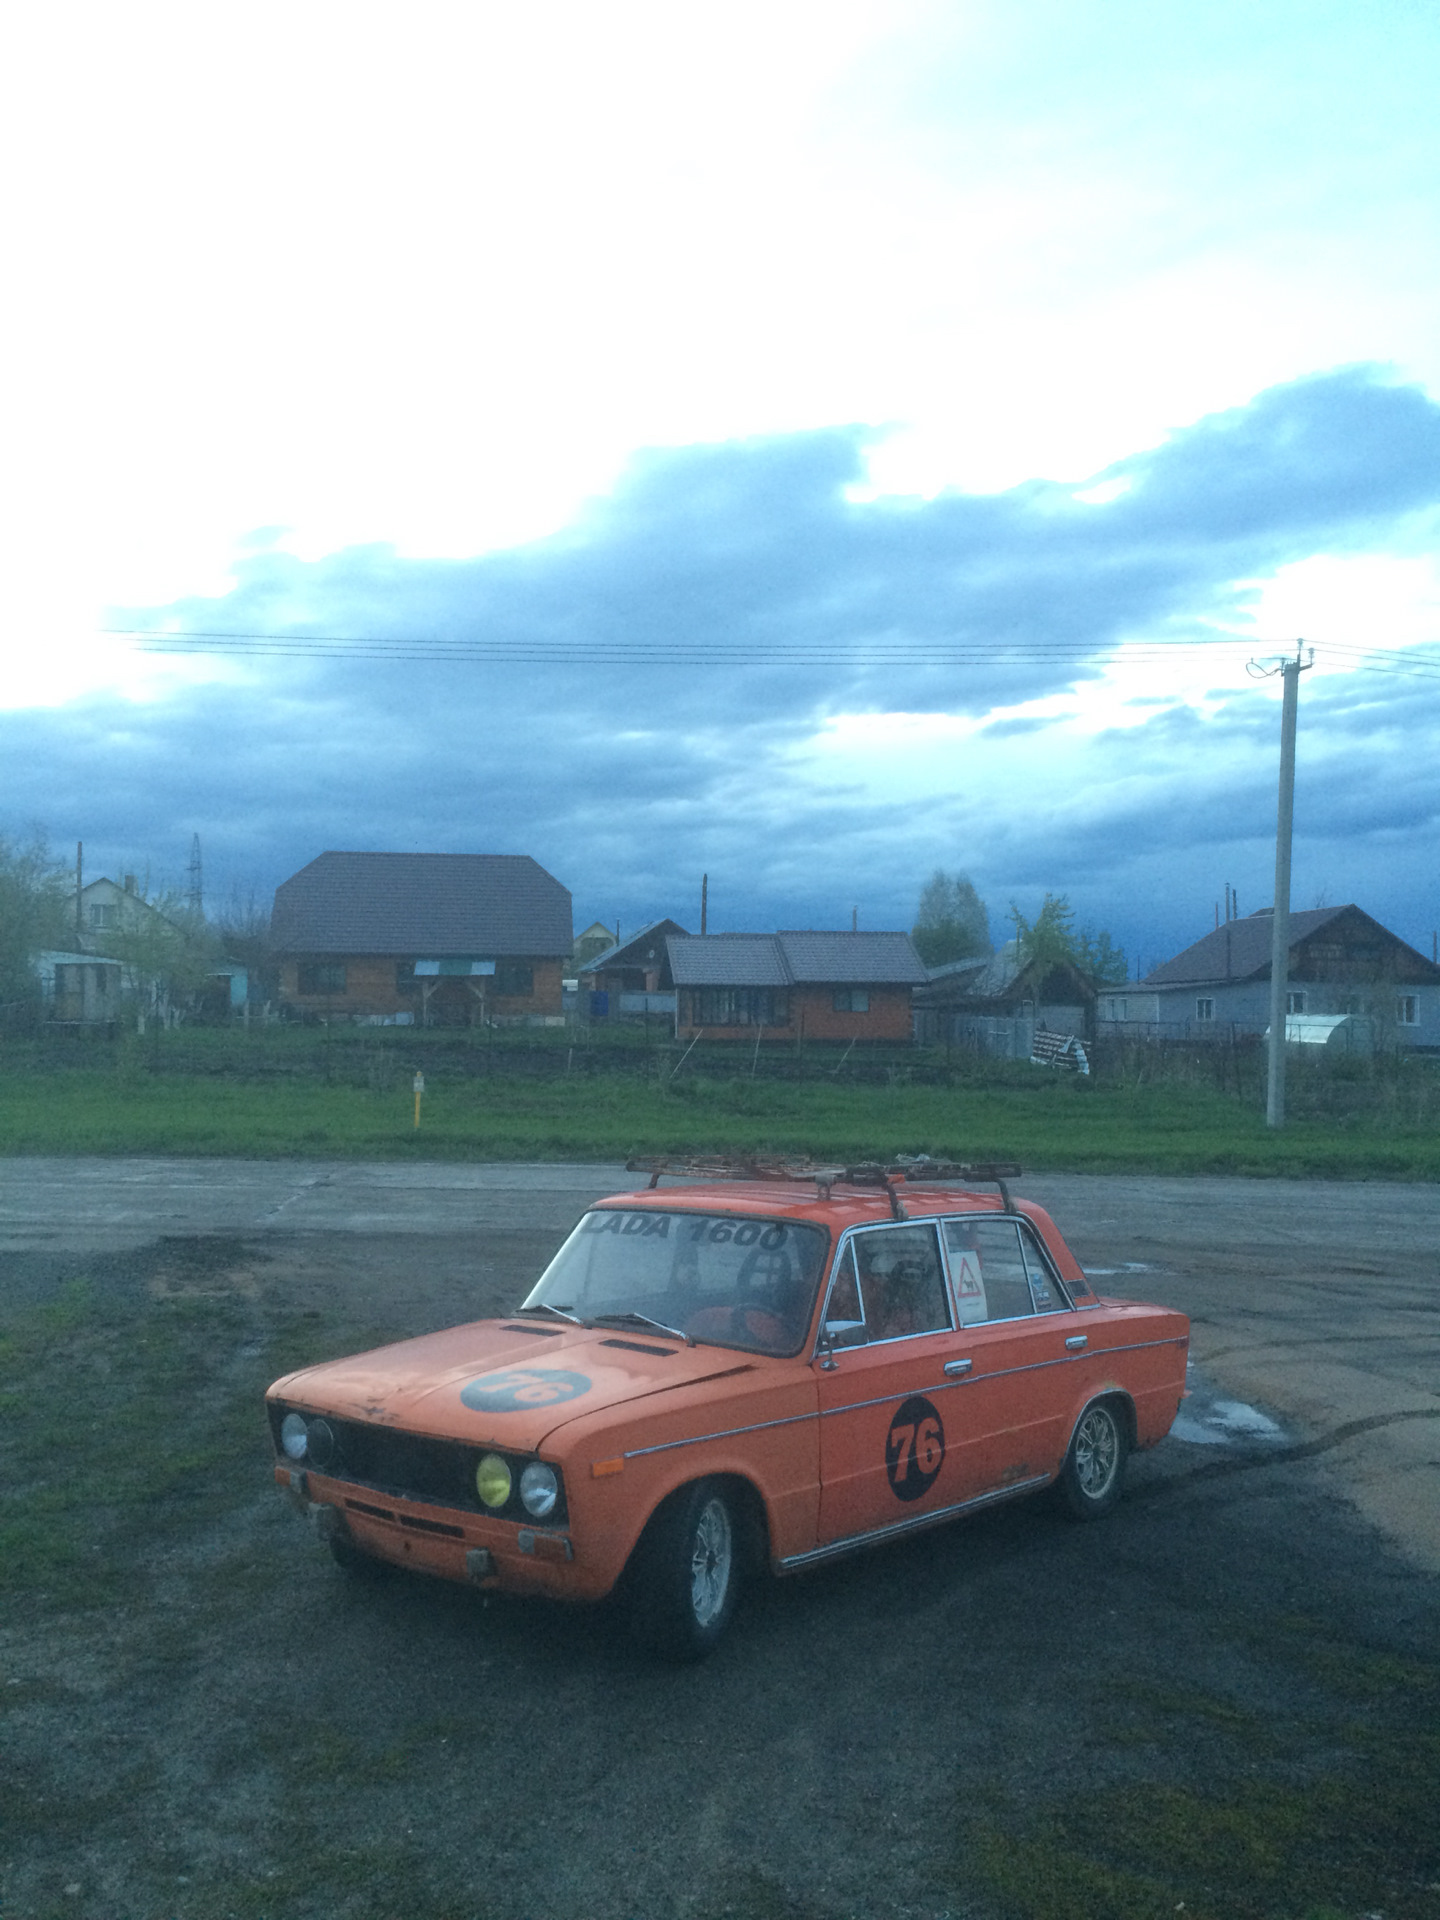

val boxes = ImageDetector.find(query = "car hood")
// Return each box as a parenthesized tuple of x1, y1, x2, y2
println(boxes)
(268, 1318, 759, 1450)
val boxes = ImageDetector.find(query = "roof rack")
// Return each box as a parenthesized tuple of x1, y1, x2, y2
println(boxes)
(624, 1155, 1023, 1218)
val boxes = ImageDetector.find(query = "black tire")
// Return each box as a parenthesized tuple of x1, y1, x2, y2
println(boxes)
(1054, 1400, 1128, 1520)
(626, 1479, 740, 1661)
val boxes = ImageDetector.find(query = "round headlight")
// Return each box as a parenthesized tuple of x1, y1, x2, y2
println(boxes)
(475, 1453, 513, 1509)
(519, 1461, 559, 1520)
(280, 1412, 308, 1460)
(306, 1417, 337, 1469)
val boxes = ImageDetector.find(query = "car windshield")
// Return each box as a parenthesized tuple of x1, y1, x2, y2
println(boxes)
(522, 1209, 830, 1357)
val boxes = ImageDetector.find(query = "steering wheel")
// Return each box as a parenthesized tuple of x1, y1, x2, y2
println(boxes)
(686, 1302, 789, 1346)
(728, 1302, 787, 1344)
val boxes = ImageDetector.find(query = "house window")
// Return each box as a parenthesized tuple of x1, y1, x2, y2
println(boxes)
(89, 903, 116, 930)
(1195, 998, 1215, 1021)
(832, 989, 870, 1013)
(692, 988, 789, 1027)
(396, 962, 419, 995)
(1287, 990, 1307, 1014)
(1112, 998, 1128, 1022)
(1397, 995, 1418, 1026)
(298, 963, 347, 995)
(495, 962, 534, 997)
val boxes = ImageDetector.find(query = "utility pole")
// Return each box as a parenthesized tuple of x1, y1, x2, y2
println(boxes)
(700, 873, 708, 936)
(1248, 644, 1313, 1129)
(188, 833, 203, 915)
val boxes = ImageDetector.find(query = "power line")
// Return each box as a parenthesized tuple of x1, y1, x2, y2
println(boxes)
(99, 626, 1440, 678)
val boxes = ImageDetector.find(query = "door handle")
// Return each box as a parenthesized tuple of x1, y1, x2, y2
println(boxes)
(1065, 1335, 1088, 1351)
(943, 1357, 973, 1376)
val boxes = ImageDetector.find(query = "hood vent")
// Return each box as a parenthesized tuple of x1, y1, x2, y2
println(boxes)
(599, 1338, 676, 1357)
(499, 1323, 562, 1337)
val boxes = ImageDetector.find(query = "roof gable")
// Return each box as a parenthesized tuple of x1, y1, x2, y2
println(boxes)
(581, 919, 690, 973)
(272, 852, 572, 957)
(1142, 905, 1440, 988)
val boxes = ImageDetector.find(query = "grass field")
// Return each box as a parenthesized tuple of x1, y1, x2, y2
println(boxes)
(0, 1029, 1437, 1176)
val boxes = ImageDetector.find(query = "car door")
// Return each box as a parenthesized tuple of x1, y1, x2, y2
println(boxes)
(815, 1222, 977, 1546)
(937, 1214, 1085, 1493)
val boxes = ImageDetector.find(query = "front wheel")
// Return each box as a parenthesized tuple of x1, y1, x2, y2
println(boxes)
(626, 1479, 740, 1661)
(1055, 1401, 1128, 1519)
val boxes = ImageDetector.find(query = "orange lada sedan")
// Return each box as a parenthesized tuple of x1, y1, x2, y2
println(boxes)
(267, 1158, 1189, 1659)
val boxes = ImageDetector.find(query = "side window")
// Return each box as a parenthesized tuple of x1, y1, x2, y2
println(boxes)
(851, 1225, 950, 1342)
(942, 1218, 1036, 1324)
(822, 1243, 868, 1348)
(1018, 1226, 1066, 1313)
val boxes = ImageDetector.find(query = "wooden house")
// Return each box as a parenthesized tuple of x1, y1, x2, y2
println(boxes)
(666, 931, 926, 1043)
(272, 851, 572, 1025)
(1097, 905, 1440, 1050)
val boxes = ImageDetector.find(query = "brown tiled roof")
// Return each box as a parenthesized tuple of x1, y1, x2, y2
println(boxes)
(272, 852, 572, 957)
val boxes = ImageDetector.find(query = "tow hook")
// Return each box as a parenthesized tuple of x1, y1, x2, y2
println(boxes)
(307, 1501, 348, 1545)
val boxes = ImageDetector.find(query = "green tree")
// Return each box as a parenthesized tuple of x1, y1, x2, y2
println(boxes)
(912, 871, 992, 967)
(1075, 925, 1129, 986)
(1009, 893, 1128, 984)
(1009, 894, 1076, 972)
(0, 833, 73, 1013)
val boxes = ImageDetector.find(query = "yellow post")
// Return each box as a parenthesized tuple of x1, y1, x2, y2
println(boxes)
(413, 1070, 425, 1129)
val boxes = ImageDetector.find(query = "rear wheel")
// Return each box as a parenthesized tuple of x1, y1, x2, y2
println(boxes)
(626, 1479, 740, 1661)
(1055, 1400, 1128, 1519)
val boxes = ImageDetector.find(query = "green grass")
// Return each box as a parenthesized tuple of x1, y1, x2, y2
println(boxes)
(960, 1735, 1440, 1920)
(0, 1060, 1437, 1176)
(0, 1270, 328, 1610)
(959, 1641, 1440, 1920)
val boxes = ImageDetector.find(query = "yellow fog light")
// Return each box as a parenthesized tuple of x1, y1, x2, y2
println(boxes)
(476, 1453, 513, 1509)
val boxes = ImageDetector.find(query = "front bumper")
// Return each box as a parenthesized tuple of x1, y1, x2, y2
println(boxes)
(275, 1463, 602, 1600)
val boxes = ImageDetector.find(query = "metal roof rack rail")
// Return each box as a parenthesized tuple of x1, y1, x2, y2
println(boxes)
(624, 1154, 1023, 1214)
(626, 1155, 853, 1197)
(889, 1157, 1023, 1212)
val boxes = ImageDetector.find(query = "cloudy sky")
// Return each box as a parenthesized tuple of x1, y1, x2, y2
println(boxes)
(3, 0, 1438, 971)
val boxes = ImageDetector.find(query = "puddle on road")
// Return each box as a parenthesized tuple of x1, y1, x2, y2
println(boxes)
(1172, 1362, 1288, 1448)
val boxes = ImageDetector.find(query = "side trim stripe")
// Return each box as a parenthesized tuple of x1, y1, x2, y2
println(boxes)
(621, 1333, 1185, 1459)
(777, 1475, 1052, 1571)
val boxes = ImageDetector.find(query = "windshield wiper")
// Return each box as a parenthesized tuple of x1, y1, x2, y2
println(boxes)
(588, 1311, 694, 1347)
(513, 1303, 589, 1327)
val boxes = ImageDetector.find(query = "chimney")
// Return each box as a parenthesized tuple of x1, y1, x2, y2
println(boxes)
(124, 874, 136, 894)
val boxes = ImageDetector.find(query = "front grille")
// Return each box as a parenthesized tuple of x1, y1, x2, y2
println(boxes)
(269, 1403, 567, 1526)
(329, 1419, 481, 1509)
